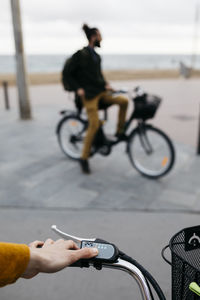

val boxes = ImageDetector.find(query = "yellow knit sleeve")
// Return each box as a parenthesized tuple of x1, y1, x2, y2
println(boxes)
(0, 242, 30, 287)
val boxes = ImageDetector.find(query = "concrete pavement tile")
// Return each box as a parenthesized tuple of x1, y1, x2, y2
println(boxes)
(38, 185, 98, 209)
(150, 189, 197, 211)
(89, 188, 131, 209)
(118, 195, 155, 210)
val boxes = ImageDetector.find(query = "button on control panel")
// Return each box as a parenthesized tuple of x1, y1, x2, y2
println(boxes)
(81, 241, 115, 260)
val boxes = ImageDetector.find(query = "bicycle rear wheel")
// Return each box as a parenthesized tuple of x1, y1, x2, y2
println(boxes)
(128, 125, 175, 178)
(57, 115, 87, 160)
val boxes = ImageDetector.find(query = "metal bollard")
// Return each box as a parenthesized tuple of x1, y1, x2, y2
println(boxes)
(197, 103, 200, 155)
(2, 81, 10, 110)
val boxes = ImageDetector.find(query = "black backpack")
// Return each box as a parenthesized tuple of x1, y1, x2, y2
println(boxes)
(61, 50, 85, 113)
(61, 49, 88, 92)
(61, 56, 74, 91)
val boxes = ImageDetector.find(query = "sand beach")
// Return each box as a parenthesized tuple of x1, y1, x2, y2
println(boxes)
(1, 68, 200, 86)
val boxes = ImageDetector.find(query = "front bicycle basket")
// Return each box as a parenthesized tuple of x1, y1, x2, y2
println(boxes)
(132, 94, 161, 121)
(163, 225, 200, 300)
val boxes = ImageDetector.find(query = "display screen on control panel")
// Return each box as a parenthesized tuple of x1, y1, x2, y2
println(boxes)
(82, 241, 115, 259)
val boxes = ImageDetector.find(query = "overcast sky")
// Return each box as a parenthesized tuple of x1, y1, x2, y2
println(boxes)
(0, 0, 200, 54)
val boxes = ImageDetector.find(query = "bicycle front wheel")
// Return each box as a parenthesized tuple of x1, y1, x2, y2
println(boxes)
(57, 115, 87, 160)
(128, 125, 175, 178)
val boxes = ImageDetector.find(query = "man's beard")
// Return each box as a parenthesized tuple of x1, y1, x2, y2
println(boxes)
(94, 40, 101, 48)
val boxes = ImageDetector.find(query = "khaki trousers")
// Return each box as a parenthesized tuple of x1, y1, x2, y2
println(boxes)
(81, 91, 128, 160)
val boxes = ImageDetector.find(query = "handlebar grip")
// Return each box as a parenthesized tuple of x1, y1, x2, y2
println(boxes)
(70, 259, 103, 270)
(113, 90, 127, 94)
(70, 259, 90, 268)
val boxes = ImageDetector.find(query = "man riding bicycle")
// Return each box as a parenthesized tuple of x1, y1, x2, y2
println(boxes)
(64, 24, 128, 174)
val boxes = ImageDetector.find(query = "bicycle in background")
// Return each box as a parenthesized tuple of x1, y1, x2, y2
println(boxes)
(56, 87, 175, 179)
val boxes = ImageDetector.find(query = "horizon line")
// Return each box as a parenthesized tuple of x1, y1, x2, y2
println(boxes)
(0, 53, 198, 56)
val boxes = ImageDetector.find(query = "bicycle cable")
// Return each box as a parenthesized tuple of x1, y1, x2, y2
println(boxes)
(119, 251, 166, 300)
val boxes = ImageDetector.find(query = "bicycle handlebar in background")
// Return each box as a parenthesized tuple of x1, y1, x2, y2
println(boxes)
(113, 86, 145, 97)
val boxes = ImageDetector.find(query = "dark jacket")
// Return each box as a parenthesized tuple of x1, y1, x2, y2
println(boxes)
(65, 47, 106, 99)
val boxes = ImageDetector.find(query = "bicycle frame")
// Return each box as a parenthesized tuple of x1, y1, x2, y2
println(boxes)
(57, 108, 153, 156)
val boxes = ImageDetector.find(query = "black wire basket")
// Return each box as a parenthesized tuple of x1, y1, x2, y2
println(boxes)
(132, 94, 161, 121)
(162, 225, 200, 300)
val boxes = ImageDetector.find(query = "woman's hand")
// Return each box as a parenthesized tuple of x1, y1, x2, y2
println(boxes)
(21, 239, 98, 279)
(105, 84, 114, 92)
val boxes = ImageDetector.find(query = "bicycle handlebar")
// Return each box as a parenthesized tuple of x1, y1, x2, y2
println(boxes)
(112, 89, 128, 94)
(51, 225, 166, 300)
(113, 86, 145, 97)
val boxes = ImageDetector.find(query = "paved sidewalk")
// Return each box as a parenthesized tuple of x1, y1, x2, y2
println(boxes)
(0, 80, 200, 300)
(0, 82, 199, 213)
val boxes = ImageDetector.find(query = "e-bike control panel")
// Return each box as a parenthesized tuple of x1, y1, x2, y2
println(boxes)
(81, 240, 117, 261)
(51, 225, 119, 263)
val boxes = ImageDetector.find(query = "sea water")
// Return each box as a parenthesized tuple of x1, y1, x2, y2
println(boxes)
(0, 54, 199, 73)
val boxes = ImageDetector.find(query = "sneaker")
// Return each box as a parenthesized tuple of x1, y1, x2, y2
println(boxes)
(79, 159, 91, 174)
(105, 134, 118, 143)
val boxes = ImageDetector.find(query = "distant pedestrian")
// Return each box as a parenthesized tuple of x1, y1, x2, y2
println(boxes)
(179, 61, 191, 78)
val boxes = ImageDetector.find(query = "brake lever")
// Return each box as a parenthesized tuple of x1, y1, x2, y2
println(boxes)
(51, 225, 95, 246)
(51, 225, 119, 266)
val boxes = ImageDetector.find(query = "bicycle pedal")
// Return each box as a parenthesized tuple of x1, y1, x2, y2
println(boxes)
(98, 145, 111, 156)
